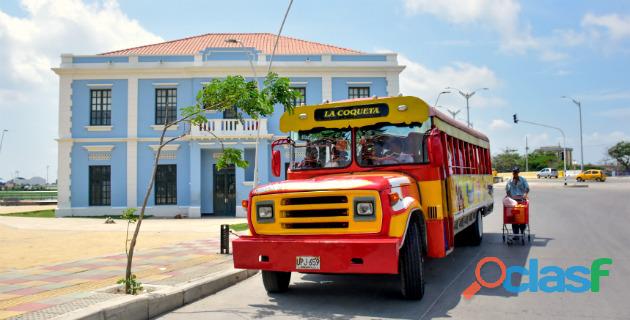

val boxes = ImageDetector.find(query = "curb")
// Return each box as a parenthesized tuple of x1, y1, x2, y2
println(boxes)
(52, 268, 259, 320)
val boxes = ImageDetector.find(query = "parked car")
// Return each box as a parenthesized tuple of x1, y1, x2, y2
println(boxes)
(576, 169, 606, 182)
(537, 168, 559, 179)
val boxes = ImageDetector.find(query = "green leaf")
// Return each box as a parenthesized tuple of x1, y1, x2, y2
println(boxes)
(216, 148, 249, 170)
(121, 208, 138, 223)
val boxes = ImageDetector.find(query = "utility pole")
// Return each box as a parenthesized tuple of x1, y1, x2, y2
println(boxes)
(513, 114, 568, 185)
(525, 136, 529, 172)
(561, 96, 584, 172)
(46, 165, 50, 185)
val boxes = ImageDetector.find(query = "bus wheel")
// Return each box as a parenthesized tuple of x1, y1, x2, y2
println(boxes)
(468, 210, 483, 246)
(399, 222, 425, 300)
(262, 270, 291, 293)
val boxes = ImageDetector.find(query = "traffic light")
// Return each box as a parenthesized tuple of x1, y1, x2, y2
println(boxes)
(513, 114, 518, 124)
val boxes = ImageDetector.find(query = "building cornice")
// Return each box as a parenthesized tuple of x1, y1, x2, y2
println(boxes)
(51, 64, 405, 77)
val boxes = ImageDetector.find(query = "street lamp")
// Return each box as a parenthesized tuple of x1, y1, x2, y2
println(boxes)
(447, 108, 461, 120)
(446, 87, 489, 128)
(225, 38, 263, 188)
(561, 96, 584, 172)
(0, 129, 7, 155)
(434, 90, 450, 107)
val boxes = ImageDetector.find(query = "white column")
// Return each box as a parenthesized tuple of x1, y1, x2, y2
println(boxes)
(127, 77, 138, 208)
(56, 75, 73, 216)
(386, 71, 400, 96)
(322, 74, 332, 102)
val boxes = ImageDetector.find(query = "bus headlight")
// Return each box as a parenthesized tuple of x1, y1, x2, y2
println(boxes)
(257, 205, 274, 219)
(356, 201, 374, 216)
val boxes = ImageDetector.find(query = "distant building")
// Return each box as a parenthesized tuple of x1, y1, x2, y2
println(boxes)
(53, 33, 404, 218)
(534, 145, 573, 165)
(7, 176, 47, 186)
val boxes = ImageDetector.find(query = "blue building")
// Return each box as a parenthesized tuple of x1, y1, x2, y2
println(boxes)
(53, 33, 404, 218)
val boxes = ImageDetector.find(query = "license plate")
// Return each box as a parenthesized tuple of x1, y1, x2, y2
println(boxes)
(296, 256, 320, 270)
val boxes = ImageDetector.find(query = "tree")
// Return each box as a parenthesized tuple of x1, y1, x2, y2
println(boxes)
(608, 141, 630, 172)
(120, 73, 300, 294)
(526, 151, 561, 171)
(492, 149, 524, 172)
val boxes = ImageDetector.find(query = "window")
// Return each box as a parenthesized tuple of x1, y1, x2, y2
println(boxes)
(155, 164, 177, 205)
(89, 166, 111, 206)
(223, 105, 238, 119)
(291, 128, 352, 170)
(356, 122, 431, 167)
(90, 89, 111, 126)
(155, 88, 177, 125)
(291, 87, 306, 106)
(348, 87, 370, 99)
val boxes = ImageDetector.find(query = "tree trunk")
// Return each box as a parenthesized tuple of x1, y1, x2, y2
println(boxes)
(124, 126, 169, 293)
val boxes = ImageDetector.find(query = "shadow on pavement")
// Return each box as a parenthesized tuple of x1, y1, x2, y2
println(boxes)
(234, 232, 553, 320)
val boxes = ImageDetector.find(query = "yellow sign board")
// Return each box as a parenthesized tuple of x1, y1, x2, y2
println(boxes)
(279, 96, 431, 132)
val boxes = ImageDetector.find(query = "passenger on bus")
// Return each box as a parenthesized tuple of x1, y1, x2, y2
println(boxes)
(506, 166, 529, 238)
(298, 146, 321, 169)
(380, 138, 414, 165)
(325, 140, 349, 167)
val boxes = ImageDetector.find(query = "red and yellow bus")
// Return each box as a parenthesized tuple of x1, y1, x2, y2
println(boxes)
(233, 96, 493, 299)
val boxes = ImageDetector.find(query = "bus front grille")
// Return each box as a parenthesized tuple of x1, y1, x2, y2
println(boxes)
(280, 195, 350, 229)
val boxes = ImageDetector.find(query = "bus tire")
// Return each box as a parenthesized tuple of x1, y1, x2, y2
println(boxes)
(399, 222, 425, 300)
(262, 270, 291, 293)
(466, 210, 483, 246)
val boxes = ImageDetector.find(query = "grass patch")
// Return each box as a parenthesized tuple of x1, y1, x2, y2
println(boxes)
(4, 209, 56, 218)
(229, 223, 249, 232)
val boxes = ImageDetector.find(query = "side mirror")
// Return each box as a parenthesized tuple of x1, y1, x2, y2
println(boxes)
(427, 130, 444, 167)
(272, 150, 281, 177)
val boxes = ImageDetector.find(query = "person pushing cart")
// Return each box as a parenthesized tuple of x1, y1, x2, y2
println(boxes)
(503, 166, 531, 244)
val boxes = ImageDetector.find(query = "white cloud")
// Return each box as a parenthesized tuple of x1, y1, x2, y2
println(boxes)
(397, 54, 503, 108)
(582, 13, 630, 40)
(0, 0, 161, 180)
(489, 119, 511, 131)
(403, 0, 539, 54)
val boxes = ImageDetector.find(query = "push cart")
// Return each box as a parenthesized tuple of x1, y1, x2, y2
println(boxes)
(502, 197, 531, 245)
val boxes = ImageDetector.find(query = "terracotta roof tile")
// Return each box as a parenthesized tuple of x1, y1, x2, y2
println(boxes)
(100, 33, 362, 56)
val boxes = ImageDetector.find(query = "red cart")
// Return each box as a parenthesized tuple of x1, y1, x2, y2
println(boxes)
(502, 197, 531, 245)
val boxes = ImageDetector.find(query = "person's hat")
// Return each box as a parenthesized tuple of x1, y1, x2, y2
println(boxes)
(512, 166, 520, 173)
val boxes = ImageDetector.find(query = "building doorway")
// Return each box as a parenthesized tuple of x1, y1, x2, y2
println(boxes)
(213, 164, 236, 216)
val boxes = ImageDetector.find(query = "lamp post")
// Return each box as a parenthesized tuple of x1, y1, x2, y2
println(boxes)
(434, 90, 450, 108)
(561, 96, 584, 172)
(224, 0, 294, 188)
(513, 114, 568, 185)
(446, 87, 488, 128)
(225, 38, 262, 187)
(447, 108, 461, 119)
(0, 129, 7, 155)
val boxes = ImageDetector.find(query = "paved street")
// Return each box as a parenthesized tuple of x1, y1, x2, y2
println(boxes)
(161, 178, 630, 320)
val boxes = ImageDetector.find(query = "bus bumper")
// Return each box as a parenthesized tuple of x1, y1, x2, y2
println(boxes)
(233, 236, 400, 274)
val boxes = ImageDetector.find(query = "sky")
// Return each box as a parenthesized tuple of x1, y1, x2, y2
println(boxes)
(1, 0, 629, 181)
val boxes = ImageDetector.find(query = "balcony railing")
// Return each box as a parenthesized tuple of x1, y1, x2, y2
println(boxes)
(190, 119, 268, 138)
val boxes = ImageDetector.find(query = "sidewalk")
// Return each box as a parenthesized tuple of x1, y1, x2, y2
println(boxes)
(0, 236, 239, 320)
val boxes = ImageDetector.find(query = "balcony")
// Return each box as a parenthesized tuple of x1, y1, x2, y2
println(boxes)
(190, 118, 268, 139)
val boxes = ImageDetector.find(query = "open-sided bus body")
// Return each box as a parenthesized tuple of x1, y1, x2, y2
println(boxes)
(233, 96, 493, 299)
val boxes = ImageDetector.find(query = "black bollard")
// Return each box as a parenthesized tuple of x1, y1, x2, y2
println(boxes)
(220, 224, 230, 254)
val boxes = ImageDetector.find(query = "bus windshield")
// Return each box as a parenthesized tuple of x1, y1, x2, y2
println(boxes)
(356, 122, 430, 167)
(291, 128, 352, 170)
